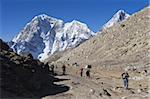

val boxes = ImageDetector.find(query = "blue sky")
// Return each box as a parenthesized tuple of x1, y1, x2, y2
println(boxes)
(0, 0, 149, 41)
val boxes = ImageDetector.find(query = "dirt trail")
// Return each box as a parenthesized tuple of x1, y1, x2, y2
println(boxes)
(42, 7, 150, 99)
(42, 70, 150, 99)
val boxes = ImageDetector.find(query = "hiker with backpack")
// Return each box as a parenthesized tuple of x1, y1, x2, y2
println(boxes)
(121, 71, 129, 89)
(50, 64, 55, 75)
(86, 69, 90, 78)
(85, 65, 92, 78)
(80, 68, 84, 77)
(62, 65, 66, 75)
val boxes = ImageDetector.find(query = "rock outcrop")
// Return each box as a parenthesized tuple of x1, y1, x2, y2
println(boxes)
(0, 39, 69, 98)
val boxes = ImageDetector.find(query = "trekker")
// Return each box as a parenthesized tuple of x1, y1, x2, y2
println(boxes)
(121, 71, 129, 89)
(86, 69, 90, 78)
(80, 68, 84, 77)
(50, 64, 54, 75)
(85, 65, 92, 78)
(44, 63, 50, 72)
(62, 65, 66, 75)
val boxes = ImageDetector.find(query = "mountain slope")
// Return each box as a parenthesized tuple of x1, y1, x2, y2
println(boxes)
(10, 15, 94, 61)
(55, 7, 150, 70)
(101, 10, 130, 30)
(46, 7, 150, 99)
(0, 39, 69, 98)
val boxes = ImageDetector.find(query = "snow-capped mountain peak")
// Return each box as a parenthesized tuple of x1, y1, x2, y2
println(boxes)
(31, 14, 61, 24)
(112, 10, 130, 21)
(101, 10, 130, 30)
(10, 9, 129, 61)
(12, 14, 62, 42)
(48, 20, 94, 60)
(33, 14, 51, 20)
(10, 15, 94, 61)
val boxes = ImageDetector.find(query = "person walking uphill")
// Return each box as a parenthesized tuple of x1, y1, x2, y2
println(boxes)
(122, 71, 129, 89)
(80, 68, 84, 77)
(85, 65, 92, 78)
(86, 69, 90, 78)
(50, 64, 55, 75)
(62, 65, 66, 75)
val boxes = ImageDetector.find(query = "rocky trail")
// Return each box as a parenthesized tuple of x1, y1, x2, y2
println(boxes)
(42, 6, 150, 99)
(42, 68, 150, 99)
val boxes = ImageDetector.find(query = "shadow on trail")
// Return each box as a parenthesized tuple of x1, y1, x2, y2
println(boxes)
(36, 83, 70, 98)
(54, 73, 69, 76)
(37, 77, 70, 98)
(1, 76, 70, 99)
(53, 78, 70, 82)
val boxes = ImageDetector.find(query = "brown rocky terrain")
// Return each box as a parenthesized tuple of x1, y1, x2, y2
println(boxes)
(43, 7, 150, 99)
(0, 39, 69, 98)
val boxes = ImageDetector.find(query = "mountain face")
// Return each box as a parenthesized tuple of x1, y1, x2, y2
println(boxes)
(10, 14, 94, 61)
(55, 7, 149, 70)
(10, 10, 129, 61)
(101, 10, 130, 30)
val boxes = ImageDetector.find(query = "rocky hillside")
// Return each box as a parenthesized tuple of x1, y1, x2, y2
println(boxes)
(55, 7, 150, 71)
(0, 39, 69, 98)
(42, 6, 150, 99)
